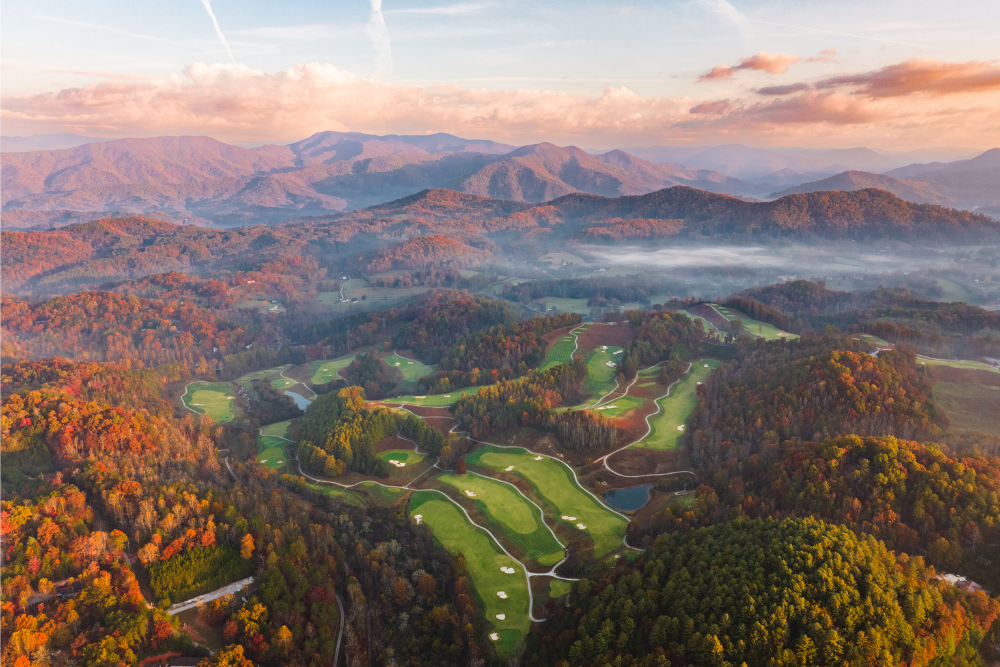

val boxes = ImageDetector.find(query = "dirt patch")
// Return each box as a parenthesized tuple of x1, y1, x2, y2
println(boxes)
(405, 405, 454, 419)
(688, 303, 729, 331)
(930, 365, 1000, 387)
(610, 403, 655, 444)
(376, 434, 419, 453)
(576, 322, 633, 353)
(601, 447, 691, 478)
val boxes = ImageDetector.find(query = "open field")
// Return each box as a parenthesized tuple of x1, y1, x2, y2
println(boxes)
(317, 279, 433, 314)
(584, 346, 623, 395)
(234, 299, 285, 312)
(182, 382, 236, 422)
(709, 304, 798, 340)
(310, 354, 357, 385)
(466, 445, 628, 560)
(854, 333, 892, 347)
(438, 472, 564, 567)
(383, 354, 435, 385)
(233, 365, 292, 398)
(934, 381, 1000, 433)
(635, 360, 721, 450)
(936, 278, 973, 303)
(409, 493, 530, 654)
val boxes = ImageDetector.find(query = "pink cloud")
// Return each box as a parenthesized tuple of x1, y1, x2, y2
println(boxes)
(816, 58, 1000, 98)
(689, 99, 730, 114)
(699, 50, 802, 81)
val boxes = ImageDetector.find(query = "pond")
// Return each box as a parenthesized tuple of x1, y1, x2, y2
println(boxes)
(603, 484, 653, 511)
(284, 390, 312, 410)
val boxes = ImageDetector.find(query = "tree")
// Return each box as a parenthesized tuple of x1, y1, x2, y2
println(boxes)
(275, 625, 293, 655)
(198, 645, 253, 667)
(455, 460, 467, 475)
(240, 534, 255, 560)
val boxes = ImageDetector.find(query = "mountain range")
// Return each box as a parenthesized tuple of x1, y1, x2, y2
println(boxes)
(1, 132, 997, 229)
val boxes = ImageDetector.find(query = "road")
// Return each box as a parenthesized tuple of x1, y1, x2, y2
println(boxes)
(167, 576, 254, 615)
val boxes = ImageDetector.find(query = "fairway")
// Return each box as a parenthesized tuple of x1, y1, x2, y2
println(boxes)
(592, 394, 645, 418)
(377, 448, 431, 482)
(854, 333, 891, 347)
(183, 382, 236, 422)
(310, 354, 357, 385)
(438, 472, 564, 567)
(933, 381, 1000, 433)
(709, 304, 798, 341)
(917, 357, 1000, 374)
(541, 323, 587, 370)
(380, 387, 484, 406)
(383, 354, 435, 384)
(584, 346, 623, 395)
(409, 493, 530, 653)
(257, 421, 292, 469)
(636, 360, 720, 450)
(466, 445, 628, 560)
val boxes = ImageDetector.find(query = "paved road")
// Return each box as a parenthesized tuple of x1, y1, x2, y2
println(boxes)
(167, 576, 254, 615)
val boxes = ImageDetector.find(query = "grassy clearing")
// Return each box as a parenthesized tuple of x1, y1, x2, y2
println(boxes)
(636, 360, 721, 451)
(381, 387, 485, 407)
(183, 382, 236, 422)
(309, 354, 357, 385)
(466, 445, 627, 560)
(409, 493, 530, 654)
(316, 279, 434, 314)
(256, 422, 291, 469)
(547, 579, 573, 599)
(709, 304, 798, 341)
(438, 472, 564, 567)
(592, 394, 645, 418)
(383, 354, 435, 385)
(530, 297, 591, 316)
(854, 333, 891, 347)
(936, 278, 972, 303)
(917, 357, 1000, 373)
(584, 346, 623, 395)
(933, 381, 1000, 433)
(377, 449, 431, 483)
(234, 299, 285, 312)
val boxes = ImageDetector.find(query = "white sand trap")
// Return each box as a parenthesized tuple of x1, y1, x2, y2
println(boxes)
(395, 362, 400, 366)
(704, 364, 709, 367)
(260, 459, 268, 463)
(464, 490, 477, 497)
(490, 633, 499, 641)
(576, 523, 587, 530)
(505, 466, 515, 471)
(226, 397, 234, 400)
(696, 382, 702, 385)
(561, 515, 577, 521)
(443, 395, 451, 398)
(605, 361, 616, 367)
(415, 396, 426, 398)
(408, 361, 413, 364)
(613, 350, 623, 355)
(192, 403, 203, 406)
(677, 425, 685, 431)
(500, 566, 516, 574)
(534, 455, 543, 460)
(497, 591, 508, 599)
(277, 460, 283, 464)
(602, 346, 608, 350)
(496, 614, 506, 620)
(414, 514, 423, 524)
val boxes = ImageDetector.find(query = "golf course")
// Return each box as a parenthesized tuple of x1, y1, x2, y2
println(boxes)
(635, 360, 721, 450)
(309, 354, 357, 385)
(257, 421, 292, 470)
(182, 381, 237, 422)
(709, 304, 798, 341)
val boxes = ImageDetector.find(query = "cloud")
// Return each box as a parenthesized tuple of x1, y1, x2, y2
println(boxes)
(755, 82, 812, 96)
(198, 0, 234, 64)
(806, 48, 837, 63)
(367, 0, 392, 80)
(815, 58, 1000, 98)
(699, 51, 802, 81)
(385, 3, 491, 16)
(689, 99, 730, 114)
(2, 60, 998, 149)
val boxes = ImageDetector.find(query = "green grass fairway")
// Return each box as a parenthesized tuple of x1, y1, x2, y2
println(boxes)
(235, 299, 285, 312)
(936, 278, 972, 303)
(410, 493, 530, 654)
(380, 387, 484, 406)
(854, 333, 891, 347)
(547, 579, 572, 599)
(584, 346, 623, 395)
(256, 422, 292, 469)
(183, 382, 236, 422)
(541, 335, 578, 370)
(592, 394, 645, 418)
(310, 354, 357, 385)
(261, 421, 291, 439)
(917, 357, 1000, 373)
(383, 354, 435, 384)
(709, 304, 798, 341)
(378, 449, 429, 482)
(256, 446, 286, 469)
(466, 446, 628, 560)
(636, 360, 720, 450)
(438, 472, 564, 567)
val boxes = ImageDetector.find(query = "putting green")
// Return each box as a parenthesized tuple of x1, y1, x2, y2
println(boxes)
(635, 360, 721, 450)
(710, 304, 797, 341)
(257, 446, 286, 469)
(183, 382, 236, 422)
(466, 446, 627, 560)
(383, 354, 435, 385)
(379, 450, 411, 462)
(310, 354, 357, 385)
(584, 346, 623, 395)
(410, 493, 530, 654)
(438, 472, 564, 567)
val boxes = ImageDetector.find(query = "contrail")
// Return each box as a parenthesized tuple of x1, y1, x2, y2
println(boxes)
(366, 0, 392, 80)
(199, 0, 235, 63)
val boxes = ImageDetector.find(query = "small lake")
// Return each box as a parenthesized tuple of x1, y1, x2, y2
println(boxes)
(284, 390, 312, 410)
(603, 484, 653, 511)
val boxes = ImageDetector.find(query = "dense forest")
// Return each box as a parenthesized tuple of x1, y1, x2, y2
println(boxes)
(297, 387, 399, 477)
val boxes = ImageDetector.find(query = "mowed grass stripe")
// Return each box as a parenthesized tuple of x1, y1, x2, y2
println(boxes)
(438, 473, 564, 566)
(465, 446, 627, 560)
(183, 382, 236, 422)
(409, 493, 530, 653)
(636, 360, 720, 450)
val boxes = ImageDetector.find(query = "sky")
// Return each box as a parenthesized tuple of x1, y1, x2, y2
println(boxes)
(2, 0, 999, 150)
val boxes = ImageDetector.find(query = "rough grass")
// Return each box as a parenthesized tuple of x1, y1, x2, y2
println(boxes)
(183, 382, 236, 422)
(438, 472, 564, 567)
(636, 360, 721, 450)
(933, 381, 1000, 433)
(548, 579, 573, 599)
(917, 357, 1000, 374)
(465, 445, 628, 560)
(309, 354, 357, 385)
(409, 493, 530, 654)
(383, 354, 435, 385)
(709, 304, 798, 341)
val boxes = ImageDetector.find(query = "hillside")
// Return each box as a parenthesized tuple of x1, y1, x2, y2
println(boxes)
(768, 170, 954, 205)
